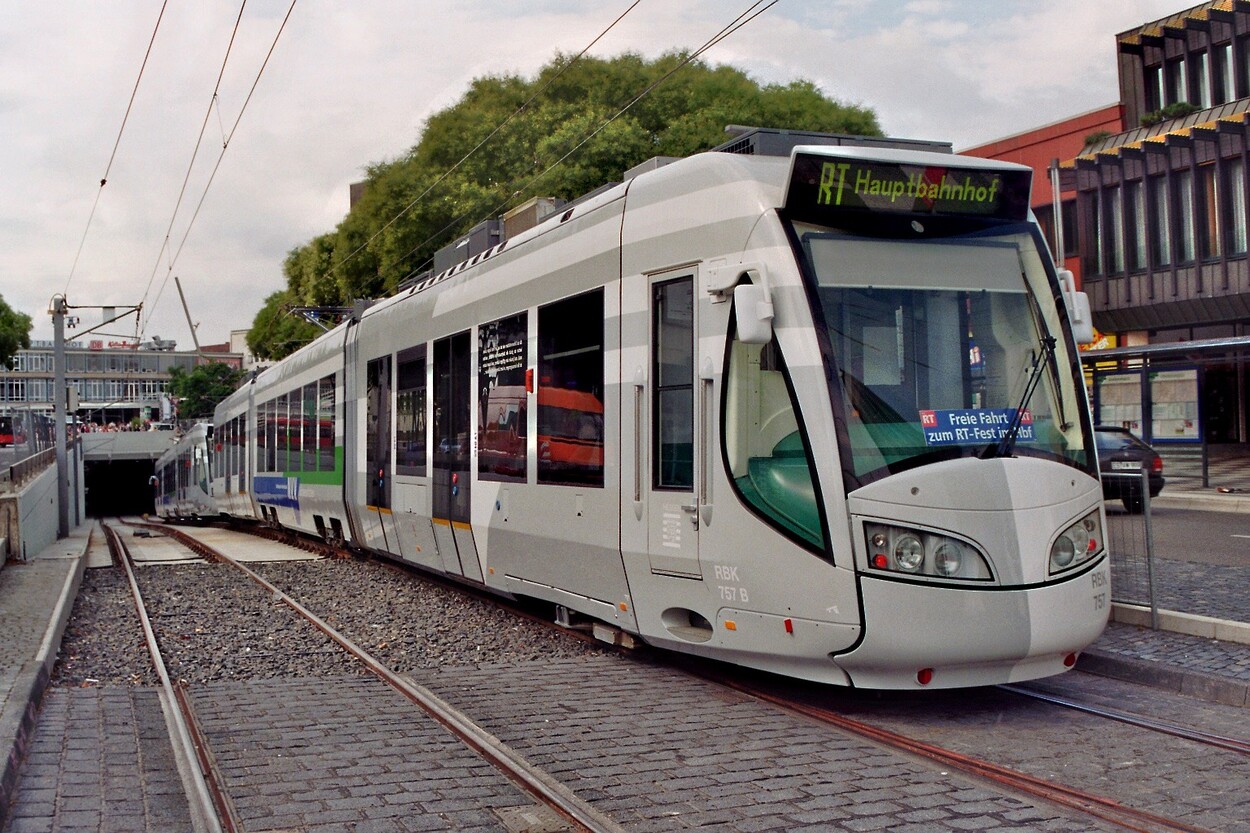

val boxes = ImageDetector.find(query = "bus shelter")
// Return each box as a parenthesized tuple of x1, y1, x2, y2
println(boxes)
(1082, 335, 1250, 487)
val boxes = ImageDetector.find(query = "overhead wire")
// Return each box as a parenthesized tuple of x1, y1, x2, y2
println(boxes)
(64, 0, 170, 296)
(142, 0, 300, 342)
(137, 1, 249, 316)
(394, 0, 778, 286)
(324, 0, 643, 280)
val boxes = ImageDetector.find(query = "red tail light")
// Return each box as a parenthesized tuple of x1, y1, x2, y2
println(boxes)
(1152, 457, 1163, 473)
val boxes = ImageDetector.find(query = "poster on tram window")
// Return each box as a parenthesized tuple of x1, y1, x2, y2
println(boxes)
(918, 408, 1034, 446)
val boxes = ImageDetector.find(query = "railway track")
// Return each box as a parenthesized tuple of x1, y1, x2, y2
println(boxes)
(103, 519, 626, 833)
(152, 519, 1250, 833)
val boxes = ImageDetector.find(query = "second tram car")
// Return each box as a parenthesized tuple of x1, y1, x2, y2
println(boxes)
(153, 423, 215, 519)
(202, 137, 1108, 689)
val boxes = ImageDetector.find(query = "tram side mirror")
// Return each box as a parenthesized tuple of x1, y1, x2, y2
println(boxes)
(1058, 269, 1095, 346)
(734, 283, 774, 344)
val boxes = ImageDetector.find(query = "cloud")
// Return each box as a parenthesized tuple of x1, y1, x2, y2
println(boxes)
(0, 0, 1193, 344)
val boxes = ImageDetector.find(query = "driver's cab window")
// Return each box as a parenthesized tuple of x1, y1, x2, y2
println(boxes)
(724, 330, 822, 550)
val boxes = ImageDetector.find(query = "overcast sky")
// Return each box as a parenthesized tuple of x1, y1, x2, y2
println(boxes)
(1, 0, 1186, 346)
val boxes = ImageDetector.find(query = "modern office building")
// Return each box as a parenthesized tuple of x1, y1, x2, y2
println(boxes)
(1061, 0, 1250, 448)
(0, 339, 241, 427)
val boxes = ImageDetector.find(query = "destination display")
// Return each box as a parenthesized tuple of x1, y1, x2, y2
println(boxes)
(918, 408, 1035, 447)
(785, 153, 1032, 223)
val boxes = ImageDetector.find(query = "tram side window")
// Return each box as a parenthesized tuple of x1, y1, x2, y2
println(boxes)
(366, 356, 392, 508)
(300, 382, 318, 471)
(479, 313, 527, 482)
(537, 290, 604, 487)
(724, 327, 822, 550)
(256, 400, 269, 473)
(266, 397, 279, 472)
(318, 375, 336, 473)
(654, 279, 693, 490)
(396, 347, 427, 476)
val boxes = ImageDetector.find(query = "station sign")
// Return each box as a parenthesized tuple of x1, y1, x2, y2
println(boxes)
(785, 153, 1032, 223)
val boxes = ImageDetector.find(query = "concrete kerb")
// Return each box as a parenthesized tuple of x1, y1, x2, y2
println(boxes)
(0, 525, 91, 829)
(1074, 601, 1250, 709)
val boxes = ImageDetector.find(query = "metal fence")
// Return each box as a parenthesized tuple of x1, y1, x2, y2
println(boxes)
(1105, 468, 1159, 628)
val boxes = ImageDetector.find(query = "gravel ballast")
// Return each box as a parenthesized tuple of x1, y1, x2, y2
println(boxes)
(53, 536, 613, 688)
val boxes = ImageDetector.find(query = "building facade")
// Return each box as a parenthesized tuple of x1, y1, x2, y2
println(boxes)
(0, 341, 241, 427)
(1062, 1, 1250, 447)
(962, 104, 1124, 286)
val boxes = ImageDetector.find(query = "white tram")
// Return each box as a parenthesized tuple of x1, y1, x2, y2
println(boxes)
(152, 422, 216, 520)
(208, 137, 1110, 689)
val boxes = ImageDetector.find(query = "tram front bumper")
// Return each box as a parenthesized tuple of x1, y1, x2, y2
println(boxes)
(832, 558, 1111, 690)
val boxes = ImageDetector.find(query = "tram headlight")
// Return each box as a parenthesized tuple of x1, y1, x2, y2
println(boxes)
(933, 542, 963, 576)
(1050, 510, 1104, 575)
(894, 536, 924, 572)
(863, 522, 992, 582)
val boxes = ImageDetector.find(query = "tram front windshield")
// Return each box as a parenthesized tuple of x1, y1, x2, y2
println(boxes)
(792, 222, 1093, 487)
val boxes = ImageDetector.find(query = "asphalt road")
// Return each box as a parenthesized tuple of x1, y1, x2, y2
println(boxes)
(1106, 503, 1250, 567)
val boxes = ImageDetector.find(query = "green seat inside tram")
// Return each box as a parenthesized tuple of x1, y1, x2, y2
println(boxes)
(735, 431, 821, 547)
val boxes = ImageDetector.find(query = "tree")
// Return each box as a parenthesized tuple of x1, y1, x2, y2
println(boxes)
(167, 362, 246, 419)
(249, 52, 882, 358)
(0, 293, 32, 369)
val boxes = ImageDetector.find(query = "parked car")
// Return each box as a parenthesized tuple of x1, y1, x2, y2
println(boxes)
(1094, 426, 1165, 513)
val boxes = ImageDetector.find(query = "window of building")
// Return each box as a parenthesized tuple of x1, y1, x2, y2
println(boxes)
(1145, 63, 1164, 112)
(1150, 175, 1171, 265)
(1199, 164, 1220, 259)
(538, 290, 604, 487)
(1195, 50, 1211, 108)
(1227, 157, 1248, 256)
(1061, 199, 1079, 258)
(1125, 180, 1146, 271)
(1215, 42, 1234, 104)
(1167, 57, 1187, 105)
(1176, 169, 1196, 263)
(1087, 190, 1103, 275)
(1105, 185, 1124, 274)
(478, 313, 527, 482)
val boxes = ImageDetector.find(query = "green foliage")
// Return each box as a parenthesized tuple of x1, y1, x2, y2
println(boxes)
(166, 361, 247, 419)
(249, 51, 881, 358)
(1140, 101, 1202, 127)
(1083, 130, 1113, 148)
(246, 290, 322, 361)
(0, 293, 32, 370)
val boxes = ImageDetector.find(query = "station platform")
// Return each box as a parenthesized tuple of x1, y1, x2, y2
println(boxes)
(2, 511, 1249, 824)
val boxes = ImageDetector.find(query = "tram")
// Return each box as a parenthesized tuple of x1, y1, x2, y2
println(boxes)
(152, 423, 215, 519)
(206, 136, 1108, 689)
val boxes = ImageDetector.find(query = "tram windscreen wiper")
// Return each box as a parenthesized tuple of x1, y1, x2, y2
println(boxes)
(982, 335, 1056, 460)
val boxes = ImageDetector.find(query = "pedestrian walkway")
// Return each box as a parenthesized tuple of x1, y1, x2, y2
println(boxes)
(0, 524, 90, 827)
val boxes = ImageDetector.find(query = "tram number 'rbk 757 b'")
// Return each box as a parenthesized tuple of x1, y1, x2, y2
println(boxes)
(715, 565, 750, 603)
(1092, 570, 1108, 611)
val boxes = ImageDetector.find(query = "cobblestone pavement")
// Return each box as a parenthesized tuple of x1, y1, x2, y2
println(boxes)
(414, 655, 1122, 833)
(189, 675, 538, 833)
(1, 689, 191, 833)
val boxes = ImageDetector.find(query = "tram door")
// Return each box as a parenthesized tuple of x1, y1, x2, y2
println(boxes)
(432, 332, 483, 582)
(625, 271, 704, 579)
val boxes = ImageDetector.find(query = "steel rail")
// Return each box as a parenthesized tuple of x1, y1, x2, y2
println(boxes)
(141, 521, 627, 833)
(706, 675, 1220, 833)
(1001, 684, 1250, 756)
(190, 518, 1222, 833)
(102, 522, 235, 833)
